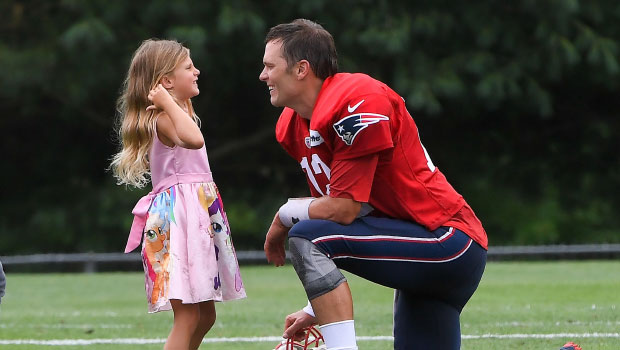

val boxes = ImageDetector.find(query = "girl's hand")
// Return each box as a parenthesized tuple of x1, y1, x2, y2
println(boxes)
(147, 84, 174, 111)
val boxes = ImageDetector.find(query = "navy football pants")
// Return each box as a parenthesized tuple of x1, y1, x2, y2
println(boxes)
(288, 216, 487, 350)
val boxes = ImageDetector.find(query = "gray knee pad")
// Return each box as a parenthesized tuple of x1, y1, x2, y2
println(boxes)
(289, 237, 346, 300)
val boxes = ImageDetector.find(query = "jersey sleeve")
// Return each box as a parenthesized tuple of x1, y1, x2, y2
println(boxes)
(275, 107, 299, 158)
(330, 93, 394, 161)
(328, 153, 379, 202)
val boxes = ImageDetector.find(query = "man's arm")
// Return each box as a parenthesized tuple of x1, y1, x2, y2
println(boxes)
(265, 196, 360, 266)
(308, 196, 361, 225)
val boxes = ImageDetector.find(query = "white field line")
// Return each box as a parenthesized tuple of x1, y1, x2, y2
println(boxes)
(0, 333, 619, 346)
(469, 320, 620, 327)
(0, 324, 133, 329)
(4, 320, 619, 329)
(461, 333, 620, 339)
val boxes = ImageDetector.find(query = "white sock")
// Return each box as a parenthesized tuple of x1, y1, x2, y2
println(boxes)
(319, 320, 358, 350)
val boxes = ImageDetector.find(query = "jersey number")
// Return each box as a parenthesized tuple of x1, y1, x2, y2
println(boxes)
(300, 154, 331, 195)
(300, 137, 435, 195)
(418, 130, 436, 172)
(421, 143, 436, 172)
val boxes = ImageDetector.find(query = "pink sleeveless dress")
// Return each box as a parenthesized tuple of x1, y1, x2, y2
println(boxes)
(125, 133, 246, 313)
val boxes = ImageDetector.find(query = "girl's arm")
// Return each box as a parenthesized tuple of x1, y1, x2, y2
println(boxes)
(148, 84, 204, 149)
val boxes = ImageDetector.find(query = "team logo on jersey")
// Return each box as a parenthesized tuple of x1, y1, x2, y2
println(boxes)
(304, 130, 324, 148)
(333, 113, 389, 145)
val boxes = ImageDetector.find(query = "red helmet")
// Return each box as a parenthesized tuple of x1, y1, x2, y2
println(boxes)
(560, 342, 582, 350)
(273, 325, 325, 350)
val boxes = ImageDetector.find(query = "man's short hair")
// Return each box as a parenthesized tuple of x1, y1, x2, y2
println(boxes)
(265, 19, 338, 80)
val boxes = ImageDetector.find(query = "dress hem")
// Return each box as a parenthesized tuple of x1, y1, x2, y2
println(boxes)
(147, 293, 247, 313)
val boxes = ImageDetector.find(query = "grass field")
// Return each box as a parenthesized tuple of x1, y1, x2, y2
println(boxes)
(0, 261, 618, 349)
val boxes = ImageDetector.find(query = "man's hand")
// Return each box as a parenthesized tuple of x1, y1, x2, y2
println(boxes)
(283, 309, 317, 340)
(264, 212, 289, 266)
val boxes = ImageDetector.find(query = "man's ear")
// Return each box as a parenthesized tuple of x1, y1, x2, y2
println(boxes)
(296, 60, 311, 80)
(160, 75, 174, 89)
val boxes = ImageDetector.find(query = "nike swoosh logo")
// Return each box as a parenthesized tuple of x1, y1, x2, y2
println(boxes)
(347, 99, 365, 113)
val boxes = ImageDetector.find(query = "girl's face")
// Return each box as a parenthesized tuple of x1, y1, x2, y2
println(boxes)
(168, 56, 200, 100)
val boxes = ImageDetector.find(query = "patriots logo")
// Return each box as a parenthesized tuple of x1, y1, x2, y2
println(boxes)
(333, 113, 389, 145)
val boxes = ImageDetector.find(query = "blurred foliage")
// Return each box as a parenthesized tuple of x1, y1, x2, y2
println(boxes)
(0, 0, 619, 254)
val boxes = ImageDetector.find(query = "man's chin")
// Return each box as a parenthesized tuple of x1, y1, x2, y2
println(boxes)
(270, 98, 283, 107)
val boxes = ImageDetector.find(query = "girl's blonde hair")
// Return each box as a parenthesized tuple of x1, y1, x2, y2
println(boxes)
(110, 39, 199, 188)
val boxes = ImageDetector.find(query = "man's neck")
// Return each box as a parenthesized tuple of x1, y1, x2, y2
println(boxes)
(295, 78, 325, 120)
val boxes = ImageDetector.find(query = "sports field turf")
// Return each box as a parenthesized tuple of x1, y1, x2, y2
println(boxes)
(0, 261, 618, 349)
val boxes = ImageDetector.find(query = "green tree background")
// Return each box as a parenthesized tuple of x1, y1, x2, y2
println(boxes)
(1, 0, 618, 254)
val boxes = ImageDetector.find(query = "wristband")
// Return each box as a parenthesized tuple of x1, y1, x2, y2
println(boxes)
(302, 300, 315, 317)
(278, 198, 314, 227)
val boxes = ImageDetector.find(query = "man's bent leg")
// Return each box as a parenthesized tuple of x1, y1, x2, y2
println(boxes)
(393, 290, 461, 350)
(289, 236, 357, 349)
(311, 282, 353, 324)
(288, 236, 347, 302)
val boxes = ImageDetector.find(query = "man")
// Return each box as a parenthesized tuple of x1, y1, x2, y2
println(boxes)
(260, 19, 488, 350)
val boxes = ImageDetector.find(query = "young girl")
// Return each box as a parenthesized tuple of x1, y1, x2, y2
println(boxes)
(110, 39, 246, 349)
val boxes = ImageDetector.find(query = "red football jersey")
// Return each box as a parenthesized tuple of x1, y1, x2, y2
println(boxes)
(276, 73, 487, 249)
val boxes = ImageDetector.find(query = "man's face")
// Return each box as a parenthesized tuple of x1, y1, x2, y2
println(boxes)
(259, 40, 300, 108)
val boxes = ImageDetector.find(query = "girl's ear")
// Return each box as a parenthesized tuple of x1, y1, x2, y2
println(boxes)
(160, 75, 174, 89)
